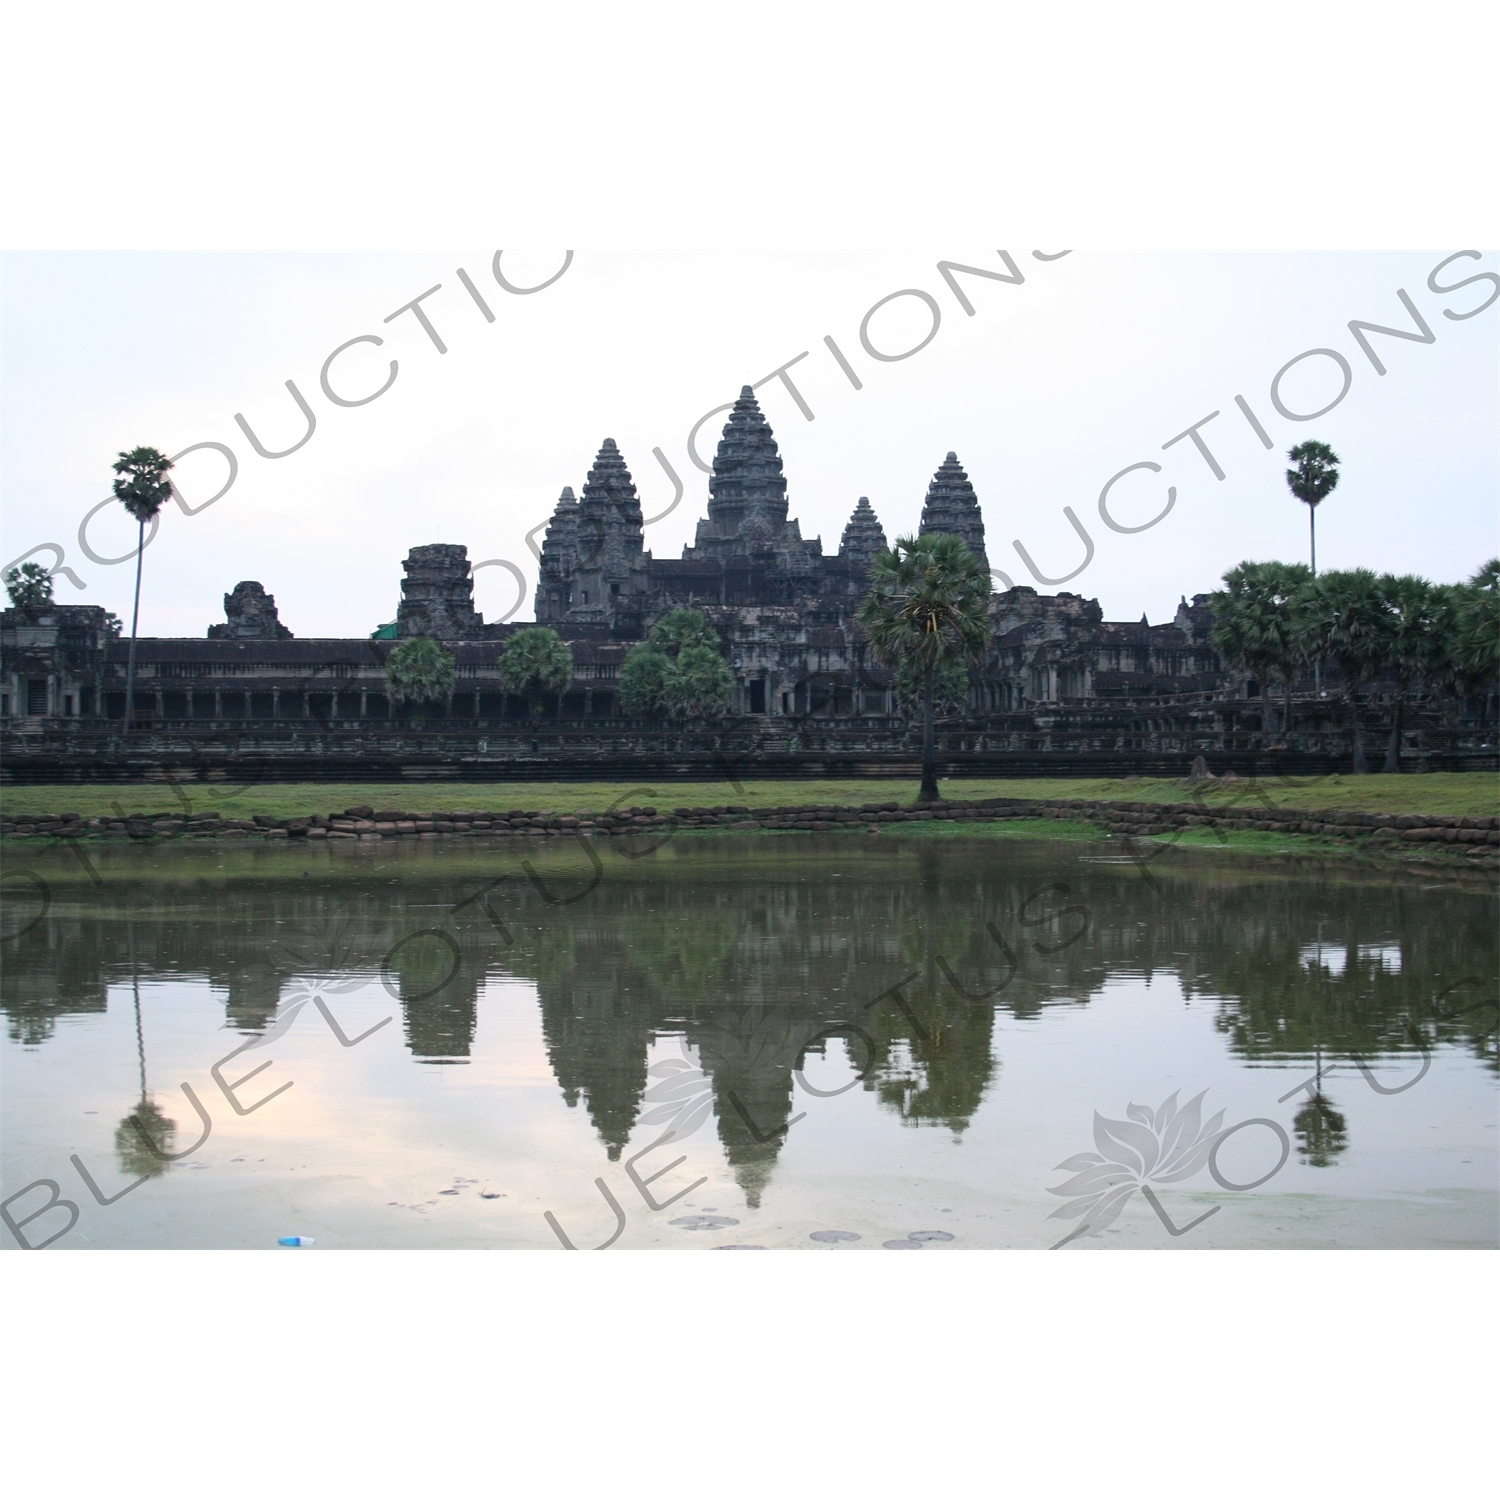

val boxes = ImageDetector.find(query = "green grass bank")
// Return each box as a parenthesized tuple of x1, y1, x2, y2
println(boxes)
(1, 771, 1496, 822)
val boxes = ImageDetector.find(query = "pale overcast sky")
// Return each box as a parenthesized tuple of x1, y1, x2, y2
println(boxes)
(2, 249, 1495, 638)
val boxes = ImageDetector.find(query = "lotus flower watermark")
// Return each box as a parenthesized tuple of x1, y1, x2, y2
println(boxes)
(638, 1054, 716, 1142)
(637, 1009, 820, 1147)
(276, 918, 394, 1047)
(1047, 1089, 1289, 1248)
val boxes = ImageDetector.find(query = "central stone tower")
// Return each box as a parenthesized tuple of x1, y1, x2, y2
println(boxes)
(688, 386, 816, 573)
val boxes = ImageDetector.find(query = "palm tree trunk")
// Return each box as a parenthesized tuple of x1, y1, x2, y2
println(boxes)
(1282, 669, 1294, 746)
(1382, 686, 1405, 774)
(1348, 685, 1368, 775)
(123, 517, 145, 733)
(129, 921, 147, 1103)
(918, 659, 939, 803)
(1309, 507, 1322, 696)
(1256, 662, 1278, 737)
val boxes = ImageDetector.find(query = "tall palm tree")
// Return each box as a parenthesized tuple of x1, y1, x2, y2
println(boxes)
(1208, 560, 1312, 739)
(619, 641, 670, 717)
(114, 921, 175, 1178)
(1301, 568, 1390, 774)
(1449, 560, 1500, 729)
(856, 533, 991, 803)
(647, 609, 722, 658)
(1376, 573, 1439, 773)
(1270, 564, 1316, 740)
(1285, 441, 1340, 575)
(111, 446, 175, 732)
(1286, 441, 1339, 697)
(664, 644, 734, 722)
(619, 610, 731, 724)
(383, 636, 457, 723)
(3, 562, 55, 609)
(498, 626, 574, 717)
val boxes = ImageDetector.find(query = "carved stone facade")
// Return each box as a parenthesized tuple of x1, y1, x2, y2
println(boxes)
(839, 497, 887, 576)
(396, 544, 484, 640)
(0, 604, 113, 720)
(208, 581, 293, 640)
(535, 387, 872, 628)
(525, 388, 1225, 716)
(1, 392, 1385, 736)
(919, 452, 988, 574)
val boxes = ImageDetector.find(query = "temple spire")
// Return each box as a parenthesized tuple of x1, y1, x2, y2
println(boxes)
(685, 385, 815, 570)
(578, 439, 644, 568)
(918, 451, 989, 573)
(533, 486, 585, 621)
(581, 440, 643, 533)
(540, 487, 580, 562)
(705, 385, 788, 538)
(839, 496, 887, 574)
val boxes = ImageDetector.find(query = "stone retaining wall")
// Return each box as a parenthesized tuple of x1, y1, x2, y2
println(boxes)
(4, 795, 1496, 859)
(4, 740, 1496, 787)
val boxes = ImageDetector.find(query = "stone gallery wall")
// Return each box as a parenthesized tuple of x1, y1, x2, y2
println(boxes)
(5, 389, 1494, 776)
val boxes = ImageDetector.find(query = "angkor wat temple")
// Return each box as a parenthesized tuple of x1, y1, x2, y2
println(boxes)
(2, 387, 1490, 778)
(526, 386, 1215, 715)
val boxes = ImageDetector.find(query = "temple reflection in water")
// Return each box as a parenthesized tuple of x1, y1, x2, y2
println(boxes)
(4, 838, 1494, 1205)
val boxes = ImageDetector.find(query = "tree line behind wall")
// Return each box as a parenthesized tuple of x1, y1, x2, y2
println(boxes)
(1209, 559, 1499, 773)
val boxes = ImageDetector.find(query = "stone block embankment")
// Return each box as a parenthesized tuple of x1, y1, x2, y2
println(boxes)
(1087, 800, 1500, 849)
(2, 796, 1496, 861)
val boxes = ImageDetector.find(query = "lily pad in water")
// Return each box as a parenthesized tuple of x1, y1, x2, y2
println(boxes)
(809, 1230, 861, 1243)
(669, 1215, 739, 1230)
(908, 1230, 954, 1241)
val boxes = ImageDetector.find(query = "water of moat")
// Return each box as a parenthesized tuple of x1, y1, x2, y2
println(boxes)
(2, 832, 1495, 1250)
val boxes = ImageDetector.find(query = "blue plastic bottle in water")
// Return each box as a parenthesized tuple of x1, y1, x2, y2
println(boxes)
(277, 1235, 315, 1247)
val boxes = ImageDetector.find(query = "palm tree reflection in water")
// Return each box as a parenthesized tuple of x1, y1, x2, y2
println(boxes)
(114, 924, 177, 1178)
(1292, 1048, 1348, 1168)
(8, 843, 1488, 1217)
(1288, 931, 1349, 1169)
